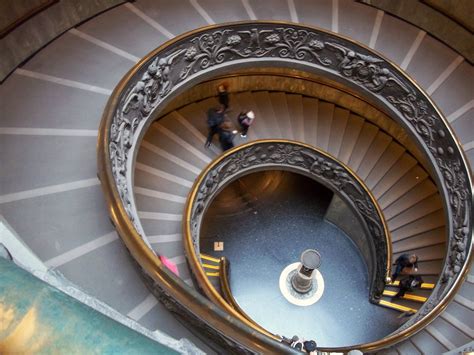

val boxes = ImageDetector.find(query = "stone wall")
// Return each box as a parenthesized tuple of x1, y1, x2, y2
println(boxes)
(324, 194, 374, 278)
(0, 0, 124, 81)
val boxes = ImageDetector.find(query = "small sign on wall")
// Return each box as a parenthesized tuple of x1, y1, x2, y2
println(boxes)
(214, 241, 224, 251)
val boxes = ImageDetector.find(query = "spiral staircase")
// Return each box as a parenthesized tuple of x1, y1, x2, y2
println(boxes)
(0, 1, 472, 354)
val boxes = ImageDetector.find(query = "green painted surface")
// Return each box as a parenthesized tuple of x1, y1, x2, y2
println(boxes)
(0, 258, 178, 354)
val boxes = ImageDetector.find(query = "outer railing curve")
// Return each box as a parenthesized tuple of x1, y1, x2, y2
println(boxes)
(97, 21, 472, 352)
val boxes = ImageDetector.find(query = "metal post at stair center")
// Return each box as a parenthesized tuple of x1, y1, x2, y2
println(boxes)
(291, 249, 321, 294)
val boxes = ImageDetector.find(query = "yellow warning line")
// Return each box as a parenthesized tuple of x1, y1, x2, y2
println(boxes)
(383, 290, 427, 302)
(202, 263, 220, 270)
(378, 300, 417, 313)
(201, 254, 220, 263)
(206, 272, 219, 277)
(388, 281, 434, 289)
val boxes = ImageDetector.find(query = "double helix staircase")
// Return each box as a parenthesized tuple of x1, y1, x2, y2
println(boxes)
(135, 91, 446, 286)
(1, 0, 472, 353)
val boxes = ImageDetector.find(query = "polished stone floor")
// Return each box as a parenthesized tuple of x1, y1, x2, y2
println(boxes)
(200, 171, 402, 347)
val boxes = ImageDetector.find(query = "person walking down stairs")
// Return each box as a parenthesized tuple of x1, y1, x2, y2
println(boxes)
(217, 83, 229, 110)
(219, 118, 237, 151)
(205, 104, 225, 148)
(391, 253, 418, 281)
(395, 275, 424, 298)
(237, 110, 255, 138)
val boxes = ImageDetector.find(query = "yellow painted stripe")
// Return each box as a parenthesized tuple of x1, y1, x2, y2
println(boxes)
(206, 272, 219, 277)
(202, 263, 220, 270)
(201, 254, 220, 263)
(388, 281, 434, 289)
(379, 300, 417, 313)
(383, 290, 427, 302)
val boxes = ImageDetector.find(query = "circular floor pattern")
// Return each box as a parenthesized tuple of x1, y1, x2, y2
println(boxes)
(279, 262, 325, 306)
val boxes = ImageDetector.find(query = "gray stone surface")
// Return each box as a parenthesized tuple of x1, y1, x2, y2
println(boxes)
(466, 149, 474, 167)
(23, 31, 134, 89)
(360, 0, 474, 63)
(374, 12, 420, 65)
(0, 74, 107, 129)
(140, 219, 181, 236)
(445, 301, 474, 330)
(133, 167, 192, 195)
(248, 0, 291, 20)
(395, 339, 422, 354)
(451, 110, 474, 145)
(134, 0, 208, 36)
(434, 317, 471, 347)
(146, 124, 210, 170)
(78, 4, 168, 58)
(431, 61, 474, 118)
(56, 238, 151, 314)
(339, 0, 378, 46)
(134, 194, 185, 215)
(136, 145, 199, 182)
(294, 0, 332, 31)
(0, 185, 112, 261)
(0, 135, 97, 194)
(139, 302, 216, 354)
(406, 34, 458, 89)
(197, 0, 250, 22)
(0, 0, 124, 81)
(411, 329, 448, 354)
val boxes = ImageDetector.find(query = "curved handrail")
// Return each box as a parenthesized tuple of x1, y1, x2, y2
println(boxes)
(184, 140, 391, 313)
(97, 21, 472, 352)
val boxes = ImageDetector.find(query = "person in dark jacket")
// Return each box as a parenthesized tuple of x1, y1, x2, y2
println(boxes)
(218, 118, 236, 151)
(290, 336, 305, 351)
(237, 110, 255, 138)
(303, 340, 317, 354)
(205, 105, 225, 148)
(395, 275, 423, 298)
(217, 83, 229, 110)
(392, 253, 418, 281)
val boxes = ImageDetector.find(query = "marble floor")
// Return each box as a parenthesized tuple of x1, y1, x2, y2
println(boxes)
(200, 171, 403, 347)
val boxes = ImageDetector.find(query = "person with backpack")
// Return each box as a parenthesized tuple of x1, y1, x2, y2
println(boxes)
(205, 104, 225, 148)
(237, 110, 255, 138)
(391, 253, 418, 281)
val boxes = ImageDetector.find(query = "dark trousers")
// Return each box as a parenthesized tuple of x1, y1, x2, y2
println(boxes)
(206, 125, 220, 145)
(219, 132, 234, 151)
(240, 124, 249, 136)
(395, 287, 408, 298)
(391, 264, 404, 281)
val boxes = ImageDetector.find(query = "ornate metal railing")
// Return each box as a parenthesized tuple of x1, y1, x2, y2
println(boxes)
(97, 21, 472, 352)
(185, 140, 390, 306)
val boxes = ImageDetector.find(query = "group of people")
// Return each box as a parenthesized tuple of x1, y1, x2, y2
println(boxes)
(205, 84, 255, 151)
(392, 253, 423, 298)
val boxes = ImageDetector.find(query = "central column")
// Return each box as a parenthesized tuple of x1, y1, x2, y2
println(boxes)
(291, 249, 321, 293)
